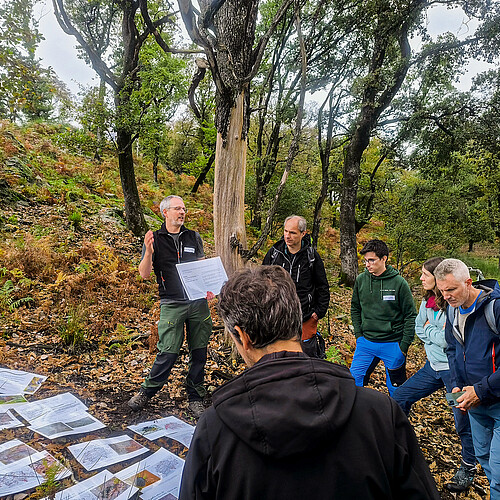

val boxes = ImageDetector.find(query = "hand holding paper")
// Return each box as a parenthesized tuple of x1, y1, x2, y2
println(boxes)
(176, 257, 228, 300)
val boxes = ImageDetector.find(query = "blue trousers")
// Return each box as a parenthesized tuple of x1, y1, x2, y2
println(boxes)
(392, 360, 475, 465)
(468, 402, 500, 500)
(350, 336, 405, 396)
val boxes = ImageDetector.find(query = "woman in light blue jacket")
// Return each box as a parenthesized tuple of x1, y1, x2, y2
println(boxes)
(393, 257, 476, 493)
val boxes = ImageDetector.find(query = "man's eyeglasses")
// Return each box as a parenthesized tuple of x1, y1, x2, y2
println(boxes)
(363, 258, 379, 265)
(168, 206, 187, 213)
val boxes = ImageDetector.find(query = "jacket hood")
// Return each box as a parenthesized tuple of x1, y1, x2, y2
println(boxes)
(473, 279, 500, 305)
(272, 233, 312, 253)
(211, 351, 357, 459)
(363, 264, 399, 280)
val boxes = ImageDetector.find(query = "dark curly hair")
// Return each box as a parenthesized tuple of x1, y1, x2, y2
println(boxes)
(218, 266, 302, 349)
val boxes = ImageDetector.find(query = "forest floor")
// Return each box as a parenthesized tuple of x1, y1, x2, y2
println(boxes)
(0, 121, 492, 498)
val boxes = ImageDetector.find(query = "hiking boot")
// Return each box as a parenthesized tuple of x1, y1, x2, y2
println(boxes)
(127, 389, 150, 411)
(188, 400, 205, 418)
(445, 461, 476, 492)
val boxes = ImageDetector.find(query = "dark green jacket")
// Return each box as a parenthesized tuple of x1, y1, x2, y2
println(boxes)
(351, 266, 416, 353)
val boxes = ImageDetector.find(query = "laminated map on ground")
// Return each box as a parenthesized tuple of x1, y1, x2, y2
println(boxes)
(45, 469, 139, 500)
(0, 409, 24, 430)
(68, 434, 149, 471)
(115, 447, 184, 500)
(14, 392, 106, 438)
(0, 440, 70, 497)
(128, 416, 195, 448)
(0, 368, 47, 395)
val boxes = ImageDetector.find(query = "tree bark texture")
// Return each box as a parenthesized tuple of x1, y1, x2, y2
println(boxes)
(178, 0, 294, 272)
(116, 126, 147, 237)
(211, 0, 258, 143)
(214, 90, 247, 276)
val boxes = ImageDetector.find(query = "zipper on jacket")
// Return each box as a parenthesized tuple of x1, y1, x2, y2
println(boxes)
(160, 271, 167, 290)
(493, 345, 496, 373)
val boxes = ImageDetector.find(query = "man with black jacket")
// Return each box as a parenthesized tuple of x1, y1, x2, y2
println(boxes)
(127, 195, 212, 417)
(262, 215, 329, 356)
(179, 266, 440, 500)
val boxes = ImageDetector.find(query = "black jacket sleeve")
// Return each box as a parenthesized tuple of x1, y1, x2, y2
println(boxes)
(391, 400, 441, 499)
(179, 411, 215, 500)
(312, 252, 330, 319)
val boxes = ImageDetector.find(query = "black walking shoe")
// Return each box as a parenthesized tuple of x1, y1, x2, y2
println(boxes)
(127, 389, 151, 411)
(445, 461, 476, 492)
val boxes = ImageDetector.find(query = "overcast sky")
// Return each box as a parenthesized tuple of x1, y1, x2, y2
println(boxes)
(35, 1, 494, 97)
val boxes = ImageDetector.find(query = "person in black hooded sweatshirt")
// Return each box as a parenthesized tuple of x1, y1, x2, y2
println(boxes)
(179, 265, 440, 500)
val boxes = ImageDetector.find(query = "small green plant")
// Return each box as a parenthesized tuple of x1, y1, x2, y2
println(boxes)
(326, 345, 347, 366)
(32, 224, 52, 238)
(35, 458, 63, 499)
(0, 280, 34, 313)
(106, 323, 141, 361)
(59, 307, 86, 346)
(68, 210, 82, 228)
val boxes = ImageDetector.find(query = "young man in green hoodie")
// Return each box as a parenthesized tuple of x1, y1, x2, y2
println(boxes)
(350, 239, 417, 396)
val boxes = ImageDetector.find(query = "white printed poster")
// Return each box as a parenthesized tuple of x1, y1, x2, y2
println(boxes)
(176, 257, 228, 300)
(47, 469, 138, 500)
(68, 435, 149, 471)
(0, 368, 46, 395)
(115, 447, 184, 499)
(128, 416, 195, 448)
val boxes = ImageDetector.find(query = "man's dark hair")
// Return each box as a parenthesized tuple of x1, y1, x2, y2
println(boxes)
(360, 239, 389, 259)
(218, 266, 302, 348)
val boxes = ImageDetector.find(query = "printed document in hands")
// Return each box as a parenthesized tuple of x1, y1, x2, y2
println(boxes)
(176, 256, 228, 300)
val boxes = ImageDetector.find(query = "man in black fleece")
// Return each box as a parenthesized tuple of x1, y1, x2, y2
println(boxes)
(262, 215, 329, 356)
(179, 265, 440, 500)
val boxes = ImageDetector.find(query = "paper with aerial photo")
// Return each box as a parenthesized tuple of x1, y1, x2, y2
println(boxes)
(14, 392, 88, 424)
(0, 409, 24, 430)
(115, 447, 184, 499)
(44, 469, 138, 500)
(138, 473, 182, 500)
(14, 392, 106, 438)
(0, 448, 70, 496)
(128, 415, 195, 448)
(176, 256, 228, 300)
(68, 435, 149, 471)
(0, 440, 37, 466)
(0, 394, 28, 409)
(0, 368, 47, 395)
(29, 411, 105, 439)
